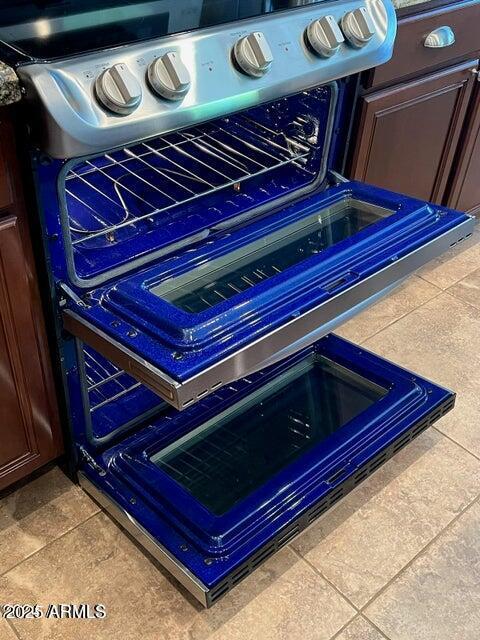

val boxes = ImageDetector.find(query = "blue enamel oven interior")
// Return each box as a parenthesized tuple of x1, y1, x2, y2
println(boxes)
(61, 85, 337, 287)
(82, 334, 455, 602)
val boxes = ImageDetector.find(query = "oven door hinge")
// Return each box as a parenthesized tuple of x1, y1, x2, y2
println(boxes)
(58, 282, 91, 309)
(79, 446, 107, 477)
(328, 170, 349, 186)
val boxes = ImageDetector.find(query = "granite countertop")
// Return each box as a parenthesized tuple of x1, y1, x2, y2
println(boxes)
(393, 0, 438, 10)
(0, 61, 21, 106)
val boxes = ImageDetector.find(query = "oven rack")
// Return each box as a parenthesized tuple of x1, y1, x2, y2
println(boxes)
(64, 113, 316, 248)
(84, 347, 142, 412)
(80, 345, 165, 444)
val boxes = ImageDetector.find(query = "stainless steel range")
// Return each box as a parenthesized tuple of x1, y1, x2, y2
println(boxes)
(4, 0, 473, 606)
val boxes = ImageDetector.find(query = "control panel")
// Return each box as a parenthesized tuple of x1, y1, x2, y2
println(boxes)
(18, 0, 396, 158)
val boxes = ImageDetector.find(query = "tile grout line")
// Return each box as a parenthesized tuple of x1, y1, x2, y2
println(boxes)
(432, 425, 480, 463)
(441, 288, 480, 314)
(358, 492, 480, 614)
(289, 545, 360, 613)
(1, 253, 477, 639)
(416, 273, 452, 290)
(359, 613, 393, 640)
(4, 617, 21, 640)
(289, 422, 480, 606)
(289, 489, 480, 640)
(328, 612, 362, 639)
(0, 511, 100, 580)
(354, 285, 445, 347)
(415, 232, 480, 292)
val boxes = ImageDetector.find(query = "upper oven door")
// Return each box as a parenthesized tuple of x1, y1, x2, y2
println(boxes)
(63, 179, 474, 410)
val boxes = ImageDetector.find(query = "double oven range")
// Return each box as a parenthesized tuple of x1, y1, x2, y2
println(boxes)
(2, 0, 474, 606)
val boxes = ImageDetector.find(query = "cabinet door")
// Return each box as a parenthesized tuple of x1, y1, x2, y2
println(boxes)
(351, 61, 476, 204)
(0, 216, 61, 490)
(447, 80, 480, 214)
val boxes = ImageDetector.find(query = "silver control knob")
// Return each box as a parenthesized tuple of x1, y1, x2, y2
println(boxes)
(341, 7, 376, 48)
(148, 51, 191, 101)
(306, 15, 345, 57)
(233, 32, 273, 77)
(94, 63, 142, 115)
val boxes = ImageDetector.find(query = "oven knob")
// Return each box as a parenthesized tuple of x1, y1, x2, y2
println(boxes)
(233, 32, 273, 77)
(94, 63, 142, 115)
(341, 7, 376, 47)
(305, 15, 345, 57)
(148, 51, 191, 101)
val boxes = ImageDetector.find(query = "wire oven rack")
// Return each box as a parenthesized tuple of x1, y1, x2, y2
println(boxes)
(65, 112, 316, 249)
(82, 346, 165, 442)
(84, 347, 143, 412)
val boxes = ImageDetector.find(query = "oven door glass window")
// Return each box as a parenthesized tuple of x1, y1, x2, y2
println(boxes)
(151, 353, 387, 515)
(150, 198, 392, 314)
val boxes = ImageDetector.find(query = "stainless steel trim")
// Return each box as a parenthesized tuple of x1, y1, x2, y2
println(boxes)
(78, 472, 209, 607)
(63, 310, 182, 404)
(17, 0, 396, 158)
(63, 216, 474, 410)
(248, 279, 402, 374)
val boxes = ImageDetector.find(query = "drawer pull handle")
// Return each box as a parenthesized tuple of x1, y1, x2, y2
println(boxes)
(424, 26, 455, 48)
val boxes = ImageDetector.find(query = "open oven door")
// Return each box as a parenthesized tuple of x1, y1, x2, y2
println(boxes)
(62, 179, 473, 409)
(77, 334, 455, 606)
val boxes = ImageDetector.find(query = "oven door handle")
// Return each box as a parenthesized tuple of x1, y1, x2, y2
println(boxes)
(243, 279, 403, 377)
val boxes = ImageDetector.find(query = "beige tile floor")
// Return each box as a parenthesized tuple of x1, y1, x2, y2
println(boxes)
(1, 230, 479, 640)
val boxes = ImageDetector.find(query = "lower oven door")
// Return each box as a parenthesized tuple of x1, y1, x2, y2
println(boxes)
(63, 180, 473, 409)
(79, 334, 455, 607)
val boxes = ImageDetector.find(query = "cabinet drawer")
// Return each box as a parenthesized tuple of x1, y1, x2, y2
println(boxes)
(370, 0, 480, 88)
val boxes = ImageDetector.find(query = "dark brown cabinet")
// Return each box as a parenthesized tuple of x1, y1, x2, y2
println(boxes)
(0, 112, 61, 491)
(349, 1, 480, 212)
(447, 81, 480, 214)
(369, 0, 480, 90)
(351, 61, 476, 204)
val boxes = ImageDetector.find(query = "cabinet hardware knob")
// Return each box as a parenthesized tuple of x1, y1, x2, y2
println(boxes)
(424, 26, 455, 48)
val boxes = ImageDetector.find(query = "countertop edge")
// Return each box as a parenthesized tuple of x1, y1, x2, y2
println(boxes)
(0, 61, 21, 106)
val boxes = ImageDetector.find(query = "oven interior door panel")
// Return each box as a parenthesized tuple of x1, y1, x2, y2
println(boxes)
(63, 180, 473, 410)
(78, 334, 455, 607)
